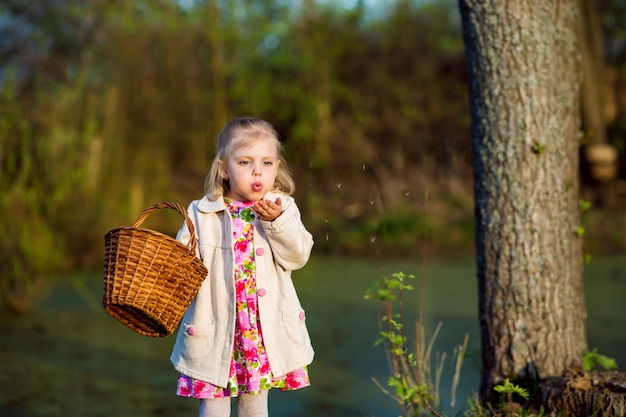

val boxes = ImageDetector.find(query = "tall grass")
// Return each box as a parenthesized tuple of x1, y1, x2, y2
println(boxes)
(365, 272, 469, 416)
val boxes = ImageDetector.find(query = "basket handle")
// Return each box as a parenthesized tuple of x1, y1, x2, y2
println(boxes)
(131, 202, 198, 253)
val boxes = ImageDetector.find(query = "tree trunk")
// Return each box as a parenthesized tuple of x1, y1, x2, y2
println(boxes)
(300, 0, 333, 168)
(579, 0, 606, 146)
(459, 0, 587, 400)
(206, 0, 228, 129)
(578, 0, 619, 208)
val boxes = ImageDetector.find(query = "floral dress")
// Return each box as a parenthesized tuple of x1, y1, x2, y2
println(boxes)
(176, 199, 310, 398)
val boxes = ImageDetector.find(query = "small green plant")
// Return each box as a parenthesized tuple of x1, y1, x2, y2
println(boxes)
(493, 379, 532, 417)
(578, 199, 592, 213)
(583, 349, 618, 372)
(536, 142, 545, 154)
(494, 378, 530, 402)
(365, 272, 468, 417)
(365, 272, 439, 416)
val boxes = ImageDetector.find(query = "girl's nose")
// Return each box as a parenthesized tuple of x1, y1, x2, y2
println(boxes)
(253, 166, 262, 176)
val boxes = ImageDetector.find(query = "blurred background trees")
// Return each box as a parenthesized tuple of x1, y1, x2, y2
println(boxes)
(1, 0, 625, 312)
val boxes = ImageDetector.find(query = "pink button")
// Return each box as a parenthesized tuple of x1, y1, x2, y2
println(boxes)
(187, 327, 196, 336)
(299, 311, 305, 320)
(255, 248, 265, 256)
(258, 288, 267, 297)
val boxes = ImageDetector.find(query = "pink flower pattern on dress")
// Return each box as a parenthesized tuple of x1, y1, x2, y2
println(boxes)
(176, 199, 310, 398)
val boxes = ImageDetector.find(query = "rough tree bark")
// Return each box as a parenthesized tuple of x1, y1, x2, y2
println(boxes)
(459, 0, 587, 400)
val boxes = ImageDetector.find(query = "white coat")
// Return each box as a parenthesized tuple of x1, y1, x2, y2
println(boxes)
(169, 192, 315, 387)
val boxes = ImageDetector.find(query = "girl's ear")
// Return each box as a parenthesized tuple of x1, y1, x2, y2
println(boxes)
(217, 159, 228, 180)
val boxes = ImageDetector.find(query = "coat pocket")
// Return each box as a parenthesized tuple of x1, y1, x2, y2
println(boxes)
(281, 309, 309, 345)
(180, 322, 215, 360)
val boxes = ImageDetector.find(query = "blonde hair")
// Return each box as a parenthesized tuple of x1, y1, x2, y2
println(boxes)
(204, 117, 295, 200)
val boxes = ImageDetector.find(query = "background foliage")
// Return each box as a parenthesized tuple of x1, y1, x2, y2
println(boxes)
(1, 0, 625, 312)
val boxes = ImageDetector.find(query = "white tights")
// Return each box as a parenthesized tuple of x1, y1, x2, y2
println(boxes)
(198, 391, 269, 417)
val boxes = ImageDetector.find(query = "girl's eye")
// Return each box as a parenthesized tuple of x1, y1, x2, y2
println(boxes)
(263, 161, 273, 166)
(239, 160, 251, 166)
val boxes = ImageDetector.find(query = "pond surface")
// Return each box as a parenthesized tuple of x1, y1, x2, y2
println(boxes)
(1, 255, 624, 417)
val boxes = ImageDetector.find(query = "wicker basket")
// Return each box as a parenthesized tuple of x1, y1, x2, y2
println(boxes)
(103, 202, 208, 337)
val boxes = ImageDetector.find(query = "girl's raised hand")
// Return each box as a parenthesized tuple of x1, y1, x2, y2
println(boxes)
(252, 197, 282, 221)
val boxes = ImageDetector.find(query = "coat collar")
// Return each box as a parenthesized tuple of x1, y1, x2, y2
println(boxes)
(197, 195, 226, 213)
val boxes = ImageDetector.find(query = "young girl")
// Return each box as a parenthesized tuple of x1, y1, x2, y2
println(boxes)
(170, 117, 314, 417)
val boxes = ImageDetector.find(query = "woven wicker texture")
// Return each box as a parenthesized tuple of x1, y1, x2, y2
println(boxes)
(103, 202, 208, 337)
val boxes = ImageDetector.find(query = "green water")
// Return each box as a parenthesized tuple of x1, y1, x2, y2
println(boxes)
(1, 255, 624, 417)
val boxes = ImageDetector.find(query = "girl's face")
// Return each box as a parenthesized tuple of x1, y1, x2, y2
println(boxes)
(220, 135, 280, 202)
